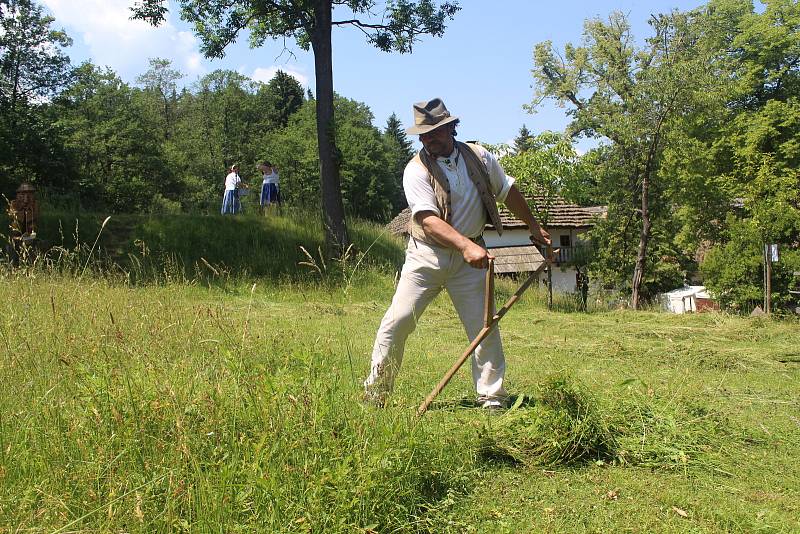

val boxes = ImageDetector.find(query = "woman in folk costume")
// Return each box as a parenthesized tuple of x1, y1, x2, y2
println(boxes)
(258, 161, 281, 215)
(221, 164, 247, 215)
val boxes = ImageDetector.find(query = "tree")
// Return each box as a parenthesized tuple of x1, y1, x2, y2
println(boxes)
(531, 11, 714, 307)
(265, 95, 401, 221)
(170, 69, 262, 211)
(53, 63, 170, 211)
(384, 113, 413, 156)
(382, 112, 413, 213)
(715, 0, 800, 247)
(0, 0, 73, 190)
(674, 0, 800, 312)
(136, 57, 184, 141)
(513, 124, 534, 153)
(0, 0, 72, 112)
(131, 0, 460, 257)
(499, 131, 591, 222)
(257, 69, 305, 129)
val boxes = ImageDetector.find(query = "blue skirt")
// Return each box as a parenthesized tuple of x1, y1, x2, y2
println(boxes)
(221, 190, 241, 214)
(260, 183, 281, 206)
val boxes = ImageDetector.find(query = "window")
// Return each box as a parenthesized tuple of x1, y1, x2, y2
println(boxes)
(559, 235, 571, 247)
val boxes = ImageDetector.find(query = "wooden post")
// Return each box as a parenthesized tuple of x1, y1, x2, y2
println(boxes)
(483, 259, 494, 327)
(547, 245, 553, 311)
(765, 244, 772, 316)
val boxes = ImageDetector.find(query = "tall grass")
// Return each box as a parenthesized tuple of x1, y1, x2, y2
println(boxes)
(1, 210, 405, 288)
(2, 211, 799, 531)
(0, 276, 472, 532)
(2, 211, 460, 531)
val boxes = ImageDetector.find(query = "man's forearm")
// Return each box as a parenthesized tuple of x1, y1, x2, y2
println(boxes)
(503, 185, 540, 230)
(416, 211, 472, 251)
(415, 211, 492, 268)
(503, 185, 551, 246)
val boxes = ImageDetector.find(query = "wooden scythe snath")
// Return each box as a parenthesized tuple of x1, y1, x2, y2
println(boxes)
(416, 246, 552, 417)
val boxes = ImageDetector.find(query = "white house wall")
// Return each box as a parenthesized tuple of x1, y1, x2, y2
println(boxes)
(483, 229, 531, 247)
(484, 228, 588, 293)
(550, 267, 579, 292)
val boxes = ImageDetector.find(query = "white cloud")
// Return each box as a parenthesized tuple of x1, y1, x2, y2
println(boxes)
(40, 0, 314, 87)
(252, 66, 309, 88)
(186, 53, 203, 74)
(41, 0, 206, 80)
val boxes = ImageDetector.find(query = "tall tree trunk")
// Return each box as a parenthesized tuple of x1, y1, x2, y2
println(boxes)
(631, 169, 650, 310)
(310, 0, 350, 258)
(631, 117, 665, 310)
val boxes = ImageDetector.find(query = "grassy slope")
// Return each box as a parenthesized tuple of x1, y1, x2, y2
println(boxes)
(7, 210, 404, 281)
(1, 214, 798, 532)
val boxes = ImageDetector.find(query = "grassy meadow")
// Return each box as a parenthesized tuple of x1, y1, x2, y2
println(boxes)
(1, 212, 799, 532)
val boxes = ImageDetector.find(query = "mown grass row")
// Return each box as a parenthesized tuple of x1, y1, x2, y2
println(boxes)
(477, 374, 746, 476)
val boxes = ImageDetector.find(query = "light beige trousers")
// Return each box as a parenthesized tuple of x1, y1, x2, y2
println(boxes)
(364, 238, 507, 406)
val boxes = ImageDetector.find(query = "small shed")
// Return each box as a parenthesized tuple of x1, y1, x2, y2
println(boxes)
(661, 286, 717, 314)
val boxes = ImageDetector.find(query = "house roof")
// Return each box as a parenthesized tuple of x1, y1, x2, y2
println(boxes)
(502, 196, 607, 229)
(491, 245, 546, 274)
(386, 196, 607, 237)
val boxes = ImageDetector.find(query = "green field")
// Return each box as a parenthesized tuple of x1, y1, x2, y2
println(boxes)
(1, 214, 799, 532)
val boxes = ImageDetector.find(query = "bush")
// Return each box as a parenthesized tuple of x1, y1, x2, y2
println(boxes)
(702, 216, 799, 313)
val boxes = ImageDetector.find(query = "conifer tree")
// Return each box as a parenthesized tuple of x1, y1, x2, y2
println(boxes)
(513, 124, 534, 153)
(383, 112, 414, 213)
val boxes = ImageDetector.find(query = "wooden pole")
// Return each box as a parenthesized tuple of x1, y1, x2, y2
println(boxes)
(547, 245, 553, 311)
(763, 244, 767, 312)
(416, 261, 540, 417)
(483, 259, 494, 327)
(766, 244, 772, 316)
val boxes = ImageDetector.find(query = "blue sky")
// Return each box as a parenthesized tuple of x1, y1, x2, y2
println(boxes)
(43, 0, 707, 148)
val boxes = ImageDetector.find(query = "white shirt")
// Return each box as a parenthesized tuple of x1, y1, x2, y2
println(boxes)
(262, 171, 279, 185)
(403, 144, 515, 238)
(224, 172, 241, 191)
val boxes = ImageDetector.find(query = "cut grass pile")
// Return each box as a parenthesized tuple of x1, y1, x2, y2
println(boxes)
(477, 373, 741, 475)
(478, 374, 616, 466)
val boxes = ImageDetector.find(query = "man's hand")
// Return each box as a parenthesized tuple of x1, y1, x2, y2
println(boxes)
(416, 211, 495, 269)
(461, 241, 494, 269)
(529, 223, 551, 247)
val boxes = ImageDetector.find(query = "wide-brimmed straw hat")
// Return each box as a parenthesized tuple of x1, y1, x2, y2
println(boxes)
(16, 182, 36, 193)
(405, 98, 459, 135)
